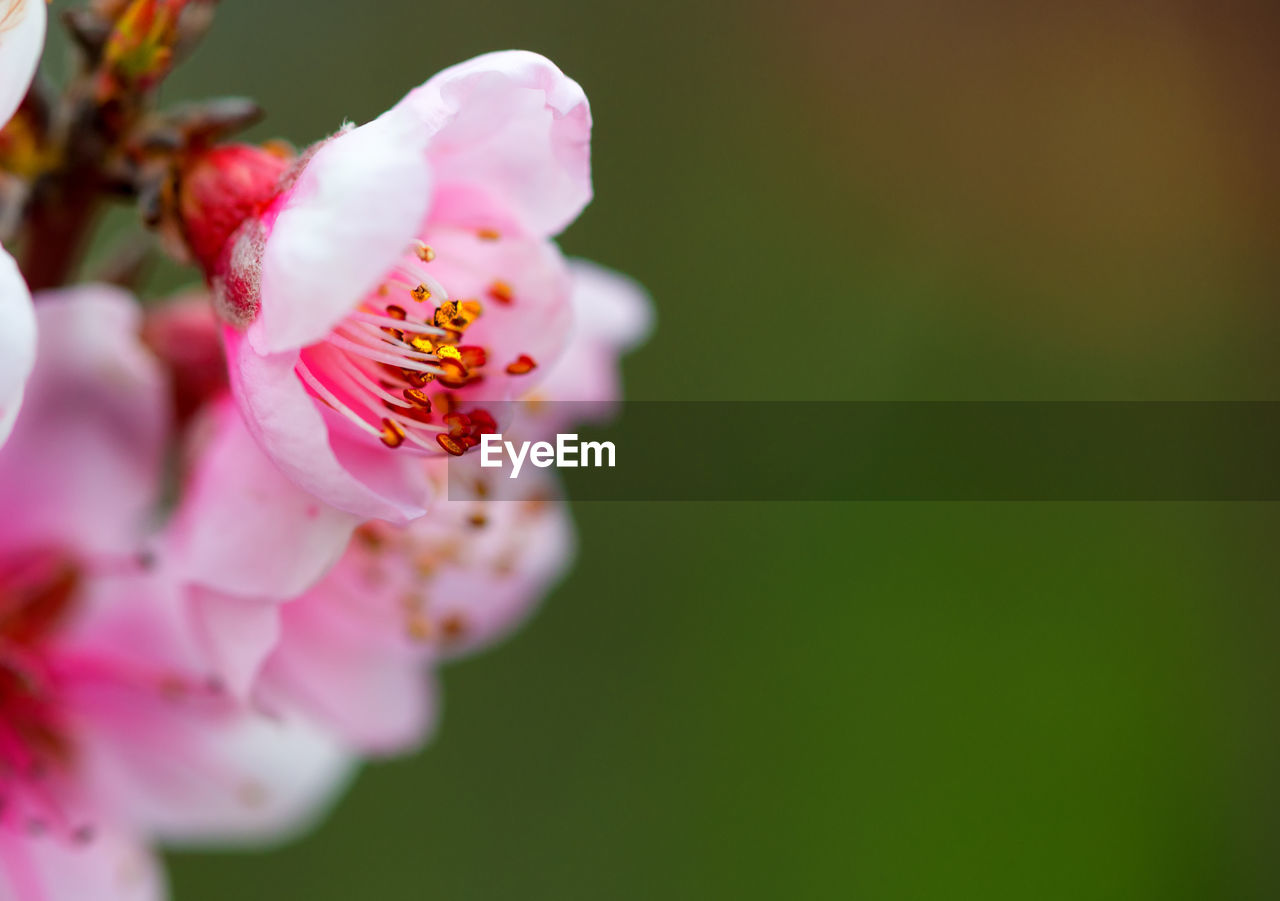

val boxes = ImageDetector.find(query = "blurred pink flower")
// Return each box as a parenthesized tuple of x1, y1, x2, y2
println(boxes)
(0, 287, 351, 900)
(255, 466, 574, 754)
(188, 51, 591, 523)
(0, 0, 43, 450)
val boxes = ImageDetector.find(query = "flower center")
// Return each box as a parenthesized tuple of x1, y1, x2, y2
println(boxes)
(295, 240, 499, 456)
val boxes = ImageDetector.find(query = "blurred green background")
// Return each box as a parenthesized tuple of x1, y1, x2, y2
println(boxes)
(59, 0, 1280, 897)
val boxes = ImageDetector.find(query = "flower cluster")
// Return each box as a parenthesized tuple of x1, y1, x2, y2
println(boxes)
(0, 3, 650, 897)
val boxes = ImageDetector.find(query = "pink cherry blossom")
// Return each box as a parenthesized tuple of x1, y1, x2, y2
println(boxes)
(197, 51, 590, 523)
(0, 286, 352, 900)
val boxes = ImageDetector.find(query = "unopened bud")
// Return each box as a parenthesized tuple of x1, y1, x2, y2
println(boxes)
(178, 143, 291, 275)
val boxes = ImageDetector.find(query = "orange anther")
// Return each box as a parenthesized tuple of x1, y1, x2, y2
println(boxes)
(380, 418, 406, 448)
(436, 434, 467, 456)
(488, 280, 514, 305)
(403, 388, 432, 409)
(505, 354, 537, 375)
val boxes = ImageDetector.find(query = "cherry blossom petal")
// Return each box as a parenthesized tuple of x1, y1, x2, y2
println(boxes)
(252, 466, 573, 752)
(0, 825, 163, 901)
(397, 50, 592, 238)
(168, 401, 359, 599)
(0, 246, 35, 448)
(527, 258, 654, 427)
(252, 110, 432, 354)
(0, 0, 45, 128)
(87, 712, 352, 846)
(261, 575, 440, 753)
(429, 479, 575, 660)
(0, 286, 167, 557)
(54, 568, 353, 847)
(187, 589, 280, 701)
(224, 328, 430, 522)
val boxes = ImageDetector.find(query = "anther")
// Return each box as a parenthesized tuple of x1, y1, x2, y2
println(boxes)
(403, 388, 432, 410)
(436, 434, 467, 456)
(441, 613, 468, 641)
(488, 280, 514, 304)
(380, 418, 406, 448)
(505, 354, 537, 375)
(406, 614, 434, 642)
(437, 358, 469, 387)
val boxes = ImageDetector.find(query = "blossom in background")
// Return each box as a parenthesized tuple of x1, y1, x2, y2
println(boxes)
(0, 287, 351, 900)
(0, 0, 44, 449)
(182, 51, 591, 523)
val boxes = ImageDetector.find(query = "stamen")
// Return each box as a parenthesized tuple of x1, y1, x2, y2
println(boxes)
(350, 310, 448, 335)
(380, 419, 406, 448)
(433, 299, 482, 331)
(334, 356, 412, 408)
(488, 280, 514, 305)
(392, 269, 449, 305)
(505, 354, 537, 375)
(320, 357, 446, 446)
(292, 240, 519, 456)
(325, 334, 445, 374)
(340, 321, 443, 363)
(408, 335, 437, 354)
(436, 434, 468, 456)
(296, 362, 383, 438)
(403, 388, 432, 410)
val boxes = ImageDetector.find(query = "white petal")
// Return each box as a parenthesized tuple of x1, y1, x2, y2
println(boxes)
(0, 244, 35, 448)
(0, 0, 45, 127)
(252, 109, 432, 354)
(397, 50, 592, 238)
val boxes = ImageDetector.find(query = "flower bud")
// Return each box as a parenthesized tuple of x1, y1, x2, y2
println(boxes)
(177, 142, 291, 274)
